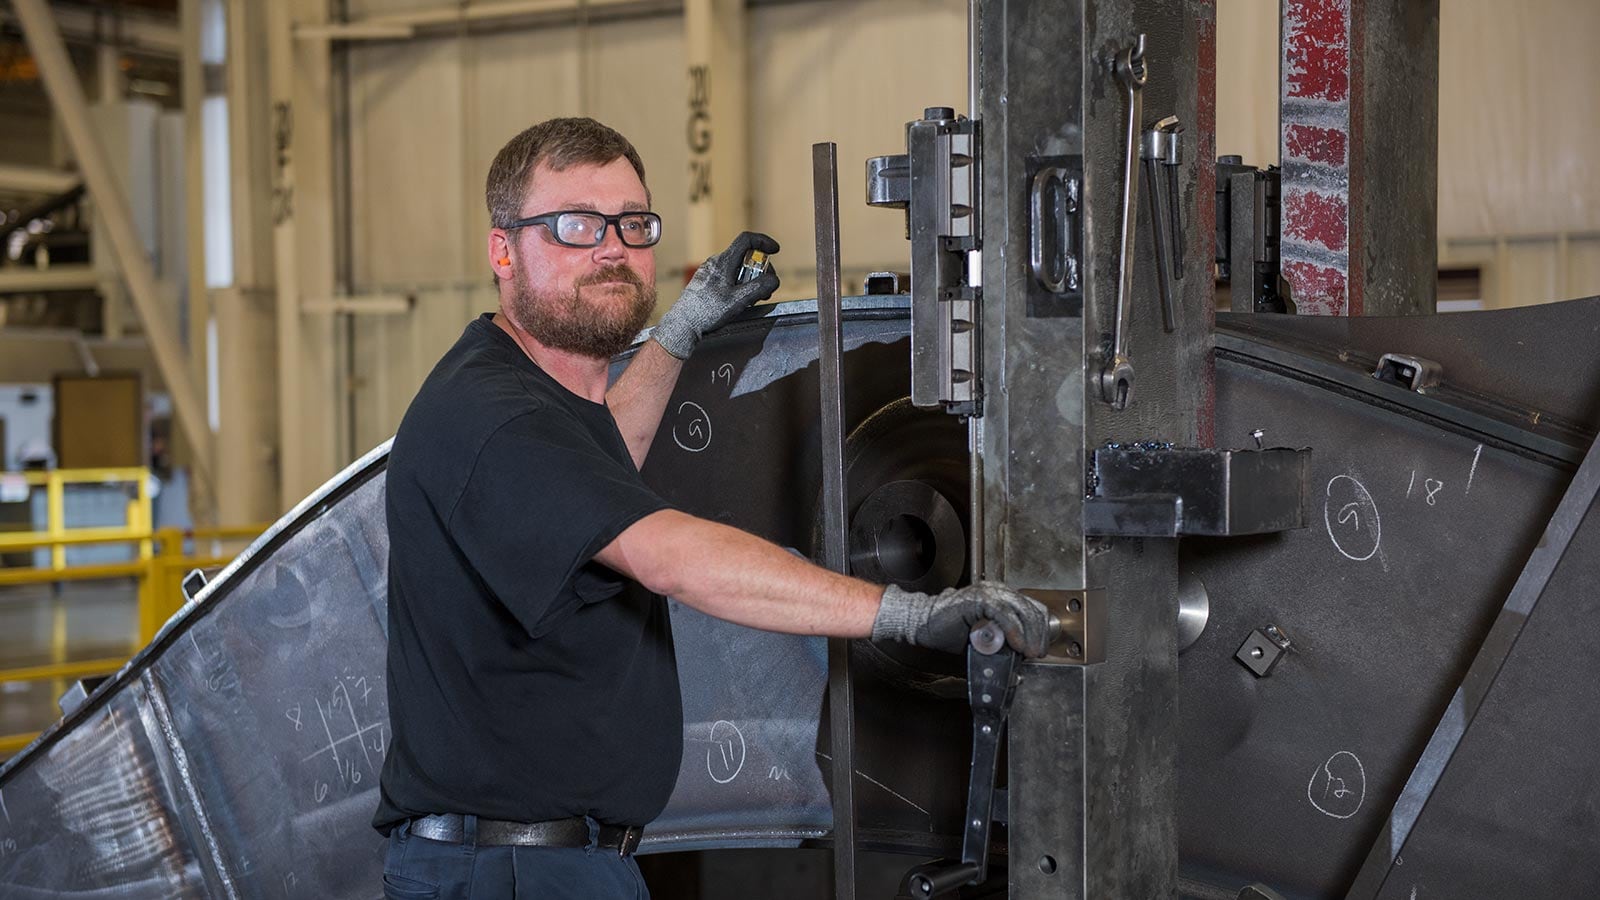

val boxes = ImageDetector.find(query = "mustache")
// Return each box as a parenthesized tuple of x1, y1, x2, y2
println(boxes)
(575, 265, 644, 288)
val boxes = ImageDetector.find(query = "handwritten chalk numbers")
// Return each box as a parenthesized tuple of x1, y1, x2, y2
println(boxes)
(0, 838, 17, 857)
(673, 402, 713, 453)
(1306, 750, 1366, 819)
(296, 675, 386, 805)
(707, 720, 746, 784)
(1404, 445, 1485, 512)
(1423, 479, 1444, 506)
(1324, 475, 1382, 562)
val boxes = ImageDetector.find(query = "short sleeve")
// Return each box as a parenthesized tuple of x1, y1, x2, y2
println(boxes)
(447, 408, 668, 636)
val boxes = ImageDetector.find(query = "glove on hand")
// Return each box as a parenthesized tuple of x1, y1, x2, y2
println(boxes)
(871, 582, 1053, 657)
(652, 231, 781, 360)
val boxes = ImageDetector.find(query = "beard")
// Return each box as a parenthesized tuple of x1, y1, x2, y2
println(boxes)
(508, 264, 657, 360)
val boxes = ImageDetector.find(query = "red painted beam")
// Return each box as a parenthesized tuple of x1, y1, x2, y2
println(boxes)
(1281, 0, 1362, 315)
(1197, 0, 1217, 446)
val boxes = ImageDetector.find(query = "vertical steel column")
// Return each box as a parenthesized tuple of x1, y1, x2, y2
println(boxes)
(1279, 0, 1438, 316)
(216, 0, 284, 527)
(180, 0, 217, 522)
(813, 142, 857, 900)
(267, 0, 342, 507)
(974, 0, 1204, 895)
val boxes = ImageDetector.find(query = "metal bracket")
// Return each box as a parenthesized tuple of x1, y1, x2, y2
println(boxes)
(1373, 353, 1442, 392)
(867, 107, 980, 415)
(1084, 445, 1311, 537)
(181, 568, 209, 602)
(1025, 155, 1085, 318)
(1022, 588, 1106, 665)
(1235, 625, 1292, 677)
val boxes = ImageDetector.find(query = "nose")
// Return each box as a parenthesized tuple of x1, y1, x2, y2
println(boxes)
(592, 225, 627, 265)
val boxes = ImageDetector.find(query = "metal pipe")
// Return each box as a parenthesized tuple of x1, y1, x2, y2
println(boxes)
(0, 163, 79, 195)
(356, 0, 670, 30)
(12, 0, 214, 486)
(0, 265, 99, 293)
(813, 140, 857, 900)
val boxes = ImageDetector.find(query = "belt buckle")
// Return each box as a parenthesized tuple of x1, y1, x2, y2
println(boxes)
(617, 825, 643, 858)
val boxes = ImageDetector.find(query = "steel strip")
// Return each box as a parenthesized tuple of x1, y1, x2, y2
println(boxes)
(812, 141, 857, 900)
(140, 669, 239, 900)
(1344, 432, 1600, 898)
(1215, 332, 1584, 466)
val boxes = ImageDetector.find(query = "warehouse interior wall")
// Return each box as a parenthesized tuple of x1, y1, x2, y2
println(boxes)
(1, 0, 1596, 492)
(342, 0, 968, 452)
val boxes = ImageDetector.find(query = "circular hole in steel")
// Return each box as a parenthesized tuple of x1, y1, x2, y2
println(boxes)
(848, 479, 965, 594)
(1067, 597, 1082, 613)
(874, 513, 938, 583)
(1068, 641, 1083, 658)
(1039, 856, 1058, 875)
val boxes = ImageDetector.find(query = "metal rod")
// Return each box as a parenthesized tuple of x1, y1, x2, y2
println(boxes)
(1144, 156, 1177, 333)
(813, 141, 856, 900)
(11, 0, 214, 487)
(1345, 432, 1600, 899)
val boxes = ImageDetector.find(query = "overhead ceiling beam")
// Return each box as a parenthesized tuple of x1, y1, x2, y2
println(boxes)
(0, 5, 182, 58)
(0, 164, 80, 195)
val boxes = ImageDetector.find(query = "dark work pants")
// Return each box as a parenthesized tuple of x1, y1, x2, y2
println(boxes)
(381, 817, 650, 900)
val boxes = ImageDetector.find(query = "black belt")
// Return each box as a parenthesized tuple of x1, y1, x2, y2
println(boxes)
(410, 813, 643, 857)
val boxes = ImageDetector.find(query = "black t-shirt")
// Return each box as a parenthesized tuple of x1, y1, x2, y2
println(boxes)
(373, 314, 680, 835)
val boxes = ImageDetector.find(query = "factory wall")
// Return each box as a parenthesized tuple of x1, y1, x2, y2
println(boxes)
(4, 1, 1593, 457)
(341, 0, 967, 452)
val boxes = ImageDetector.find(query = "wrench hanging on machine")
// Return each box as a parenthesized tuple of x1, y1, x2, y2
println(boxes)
(1101, 34, 1147, 411)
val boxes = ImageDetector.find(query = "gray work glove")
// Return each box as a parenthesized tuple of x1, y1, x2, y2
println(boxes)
(871, 582, 1053, 658)
(652, 231, 781, 360)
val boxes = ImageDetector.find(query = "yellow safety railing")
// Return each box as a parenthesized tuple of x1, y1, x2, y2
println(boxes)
(0, 468, 267, 757)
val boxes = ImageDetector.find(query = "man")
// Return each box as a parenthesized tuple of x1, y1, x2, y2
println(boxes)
(374, 117, 1051, 900)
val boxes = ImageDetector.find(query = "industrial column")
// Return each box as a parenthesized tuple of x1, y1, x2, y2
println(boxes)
(1279, 0, 1439, 315)
(974, 0, 1207, 895)
(684, 0, 750, 273)
(266, 0, 343, 508)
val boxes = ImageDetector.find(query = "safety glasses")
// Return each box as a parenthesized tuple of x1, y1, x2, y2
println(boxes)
(505, 210, 663, 248)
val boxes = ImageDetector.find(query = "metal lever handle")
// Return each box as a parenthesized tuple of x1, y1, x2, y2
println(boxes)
(1141, 116, 1183, 333)
(1102, 35, 1147, 411)
(1029, 166, 1080, 294)
(903, 639, 1021, 898)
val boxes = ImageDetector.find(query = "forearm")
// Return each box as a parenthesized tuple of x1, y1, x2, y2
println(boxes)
(605, 339, 684, 468)
(597, 510, 882, 638)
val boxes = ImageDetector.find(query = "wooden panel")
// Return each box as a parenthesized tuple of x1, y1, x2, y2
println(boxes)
(53, 373, 143, 469)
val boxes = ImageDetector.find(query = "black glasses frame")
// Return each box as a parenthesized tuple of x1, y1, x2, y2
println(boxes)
(504, 210, 662, 248)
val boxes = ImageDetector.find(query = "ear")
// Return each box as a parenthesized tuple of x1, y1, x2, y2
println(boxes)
(488, 229, 514, 277)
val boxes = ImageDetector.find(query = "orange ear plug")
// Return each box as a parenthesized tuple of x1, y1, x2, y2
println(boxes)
(498, 258, 510, 265)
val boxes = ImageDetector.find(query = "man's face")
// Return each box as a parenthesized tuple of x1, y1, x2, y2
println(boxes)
(498, 157, 658, 359)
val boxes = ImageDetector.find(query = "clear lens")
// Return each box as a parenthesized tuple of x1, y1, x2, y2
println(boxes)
(617, 214, 662, 247)
(554, 213, 606, 245)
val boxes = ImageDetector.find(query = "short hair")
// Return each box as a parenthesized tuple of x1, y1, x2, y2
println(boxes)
(485, 118, 650, 229)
